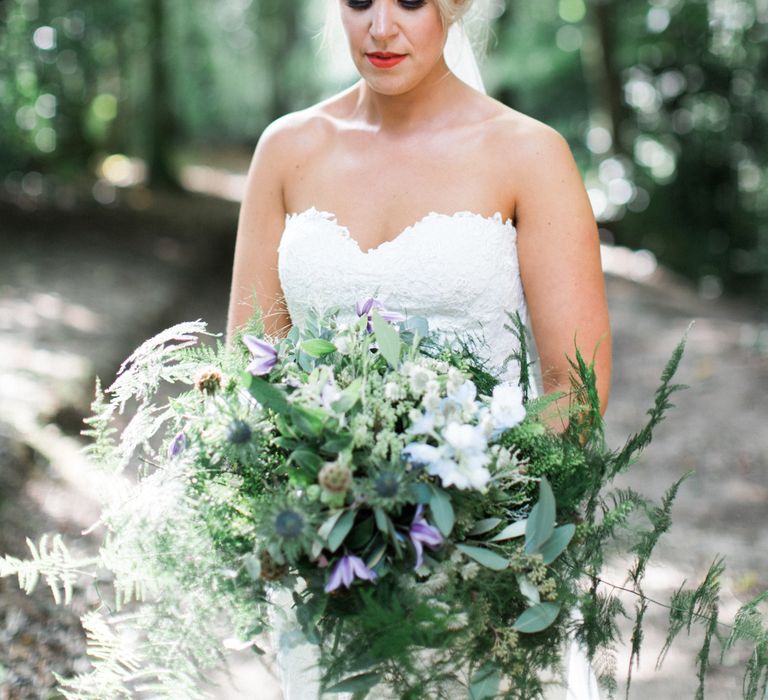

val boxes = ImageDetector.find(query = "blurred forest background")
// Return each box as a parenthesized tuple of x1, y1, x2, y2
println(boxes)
(1, 0, 767, 300)
(1, 0, 768, 697)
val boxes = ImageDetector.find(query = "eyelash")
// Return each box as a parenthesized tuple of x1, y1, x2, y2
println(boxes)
(346, 1, 427, 10)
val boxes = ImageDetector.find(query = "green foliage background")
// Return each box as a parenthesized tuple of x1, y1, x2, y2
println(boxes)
(1, 0, 766, 300)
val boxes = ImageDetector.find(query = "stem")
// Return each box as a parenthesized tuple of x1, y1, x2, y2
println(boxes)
(587, 573, 734, 632)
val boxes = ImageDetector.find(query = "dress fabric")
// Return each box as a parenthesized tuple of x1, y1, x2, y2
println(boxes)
(273, 207, 600, 700)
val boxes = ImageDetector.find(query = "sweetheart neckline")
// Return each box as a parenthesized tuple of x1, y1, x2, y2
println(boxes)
(283, 207, 517, 256)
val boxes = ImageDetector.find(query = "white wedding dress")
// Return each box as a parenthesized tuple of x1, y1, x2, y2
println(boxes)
(272, 207, 600, 700)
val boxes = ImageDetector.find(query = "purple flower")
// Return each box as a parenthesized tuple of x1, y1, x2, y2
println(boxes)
(355, 297, 405, 334)
(243, 335, 278, 376)
(409, 505, 444, 569)
(324, 554, 377, 592)
(167, 431, 187, 459)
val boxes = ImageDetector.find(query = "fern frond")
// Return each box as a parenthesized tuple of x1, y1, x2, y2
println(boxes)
(108, 320, 211, 409)
(608, 331, 689, 478)
(0, 534, 96, 605)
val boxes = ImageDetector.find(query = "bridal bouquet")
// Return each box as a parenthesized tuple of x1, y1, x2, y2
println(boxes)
(2, 301, 766, 699)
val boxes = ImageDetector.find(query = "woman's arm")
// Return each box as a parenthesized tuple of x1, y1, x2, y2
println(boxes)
(514, 125, 612, 420)
(227, 122, 293, 341)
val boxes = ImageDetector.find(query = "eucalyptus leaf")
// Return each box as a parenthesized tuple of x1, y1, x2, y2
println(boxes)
(366, 540, 387, 569)
(412, 482, 432, 504)
(456, 544, 509, 571)
(248, 376, 290, 414)
(516, 574, 541, 605)
(525, 477, 556, 554)
(373, 506, 389, 534)
(539, 523, 576, 565)
(371, 309, 402, 368)
(511, 602, 561, 633)
(468, 663, 501, 700)
(318, 510, 345, 541)
(301, 338, 337, 357)
(489, 519, 527, 542)
(467, 518, 502, 536)
(325, 672, 382, 694)
(429, 487, 455, 537)
(297, 348, 314, 372)
(327, 510, 356, 552)
(401, 315, 429, 339)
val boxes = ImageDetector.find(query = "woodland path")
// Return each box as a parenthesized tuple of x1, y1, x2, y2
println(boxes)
(0, 193, 766, 699)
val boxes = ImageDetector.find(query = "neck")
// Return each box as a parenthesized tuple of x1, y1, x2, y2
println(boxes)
(352, 58, 466, 133)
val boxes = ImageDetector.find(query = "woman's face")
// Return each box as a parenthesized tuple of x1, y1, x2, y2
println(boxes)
(338, 0, 448, 95)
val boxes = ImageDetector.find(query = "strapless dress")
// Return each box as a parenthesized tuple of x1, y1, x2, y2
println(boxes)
(270, 207, 600, 700)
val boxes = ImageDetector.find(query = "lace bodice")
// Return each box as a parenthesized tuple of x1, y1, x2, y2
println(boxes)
(277, 207, 528, 382)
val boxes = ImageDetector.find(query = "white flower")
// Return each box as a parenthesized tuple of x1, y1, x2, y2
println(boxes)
(384, 381, 404, 401)
(477, 408, 495, 439)
(422, 385, 442, 412)
(443, 422, 487, 454)
(426, 452, 490, 490)
(490, 383, 526, 430)
(320, 380, 342, 413)
(334, 332, 352, 355)
(408, 411, 436, 437)
(446, 367, 466, 394)
(408, 364, 437, 395)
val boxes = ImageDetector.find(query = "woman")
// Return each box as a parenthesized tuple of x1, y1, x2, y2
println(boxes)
(227, 0, 610, 696)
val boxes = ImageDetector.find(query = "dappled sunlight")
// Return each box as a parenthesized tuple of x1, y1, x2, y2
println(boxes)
(179, 163, 247, 203)
(600, 244, 658, 281)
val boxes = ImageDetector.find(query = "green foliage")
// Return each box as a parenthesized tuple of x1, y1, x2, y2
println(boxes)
(2, 310, 766, 699)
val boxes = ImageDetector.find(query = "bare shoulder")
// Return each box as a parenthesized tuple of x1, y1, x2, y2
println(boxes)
(253, 104, 339, 172)
(480, 103, 574, 173)
(254, 89, 357, 169)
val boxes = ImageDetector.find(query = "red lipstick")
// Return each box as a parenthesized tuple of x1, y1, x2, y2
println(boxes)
(366, 52, 407, 69)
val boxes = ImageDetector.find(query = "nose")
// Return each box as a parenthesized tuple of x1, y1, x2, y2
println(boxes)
(369, 1, 398, 42)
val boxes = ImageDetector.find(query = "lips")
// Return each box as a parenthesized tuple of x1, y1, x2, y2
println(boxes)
(366, 52, 407, 69)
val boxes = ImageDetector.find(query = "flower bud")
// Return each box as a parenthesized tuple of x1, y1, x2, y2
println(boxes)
(259, 549, 288, 581)
(196, 368, 223, 394)
(318, 461, 353, 494)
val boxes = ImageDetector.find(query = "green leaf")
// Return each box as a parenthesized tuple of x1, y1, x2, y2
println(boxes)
(468, 663, 501, 700)
(373, 506, 389, 534)
(371, 309, 402, 368)
(429, 487, 455, 537)
(248, 376, 290, 414)
(322, 431, 353, 453)
(511, 602, 561, 633)
(467, 518, 502, 536)
(525, 477, 556, 554)
(301, 338, 337, 357)
(291, 405, 327, 437)
(239, 371, 252, 389)
(366, 540, 387, 569)
(325, 672, 381, 694)
(412, 482, 432, 504)
(489, 519, 527, 542)
(289, 448, 324, 473)
(516, 574, 540, 605)
(318, 510, 345, 541)
(327, 510, 356, 552)
(456, 544, 509, 571)
(331, 378, 363, 413)
(539, 523, 576, 565)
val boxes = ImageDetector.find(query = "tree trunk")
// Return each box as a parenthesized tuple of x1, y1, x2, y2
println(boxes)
(146, 0, 179, 189)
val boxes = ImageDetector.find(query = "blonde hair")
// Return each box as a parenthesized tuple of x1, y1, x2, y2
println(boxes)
(434, 0, 475, 26)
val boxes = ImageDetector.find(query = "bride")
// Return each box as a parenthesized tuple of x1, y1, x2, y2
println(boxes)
(227, 0, 611, 697)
